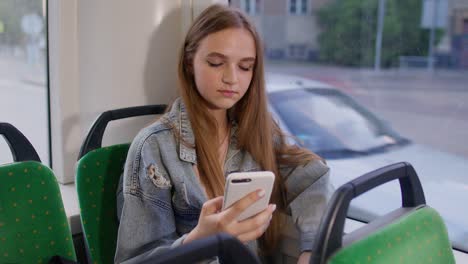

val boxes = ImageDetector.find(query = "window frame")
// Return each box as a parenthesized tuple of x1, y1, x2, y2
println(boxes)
(288, 0, 309, 15)
(241, 0, 261, 15)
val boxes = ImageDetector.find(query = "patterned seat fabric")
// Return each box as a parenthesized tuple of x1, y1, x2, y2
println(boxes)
(328, 206, 455, 264)
(76, 143, 130, 264)
(0, 161, 76, 263)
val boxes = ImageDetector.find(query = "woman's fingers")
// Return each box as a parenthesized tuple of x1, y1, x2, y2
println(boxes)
(201, 196, 224, 215)
(221, 189, 264, 222)
(231, 204, 276, 235)
(236, 219, 272, 243)
(196, 195, 275, 244)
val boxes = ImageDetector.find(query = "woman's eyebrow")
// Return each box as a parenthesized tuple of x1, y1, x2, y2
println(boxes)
(206, 52, 227, 59)
(206, 52, 255, 62)
(240, 57, 256, 62)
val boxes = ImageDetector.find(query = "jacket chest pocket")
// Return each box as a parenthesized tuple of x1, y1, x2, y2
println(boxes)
(172, 183, 200, 223)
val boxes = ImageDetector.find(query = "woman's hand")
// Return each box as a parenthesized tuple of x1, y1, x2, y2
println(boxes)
(184, 189, 276, 244)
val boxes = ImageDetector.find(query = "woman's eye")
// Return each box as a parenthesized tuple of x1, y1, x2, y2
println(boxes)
(239, 65, 253, 71)
(207, 61, 222, 67)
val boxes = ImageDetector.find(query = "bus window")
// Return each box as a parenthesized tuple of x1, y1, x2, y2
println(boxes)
(0, 0, 49, 165)
(231, 0, 468, 254)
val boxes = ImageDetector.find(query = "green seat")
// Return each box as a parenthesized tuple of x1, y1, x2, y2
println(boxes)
(76, 144, 130, 264)
(0, 123, 76, 263)
(328, 206, 454, 264)
(312, 162, 455, 264)
(76, 105, 166, 264)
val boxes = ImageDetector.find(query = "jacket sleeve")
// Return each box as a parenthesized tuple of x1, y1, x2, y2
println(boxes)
(114, 135, 186, 264)
(280, 159, 333, 252)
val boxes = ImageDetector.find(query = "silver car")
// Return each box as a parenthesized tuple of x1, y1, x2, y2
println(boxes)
(266, 73, 468, 252)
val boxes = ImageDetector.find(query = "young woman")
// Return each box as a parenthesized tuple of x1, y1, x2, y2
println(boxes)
(115, 4, 332, 264)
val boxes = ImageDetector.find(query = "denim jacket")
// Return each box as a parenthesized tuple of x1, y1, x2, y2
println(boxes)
(115, 98, 333, 264)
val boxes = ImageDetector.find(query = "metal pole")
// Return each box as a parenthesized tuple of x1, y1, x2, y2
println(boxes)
(374, 0, 386, 71)
(428, 0, 439, 72)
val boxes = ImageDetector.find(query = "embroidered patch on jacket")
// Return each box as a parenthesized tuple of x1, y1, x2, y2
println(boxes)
(147, 163, 171, 189)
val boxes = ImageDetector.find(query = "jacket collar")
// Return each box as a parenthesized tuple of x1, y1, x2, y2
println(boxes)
(168, 98, 196, 164)
(169, 97, 239, 165)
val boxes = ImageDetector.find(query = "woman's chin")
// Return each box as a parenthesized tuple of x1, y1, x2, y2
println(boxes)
(207, 98, 238, 111)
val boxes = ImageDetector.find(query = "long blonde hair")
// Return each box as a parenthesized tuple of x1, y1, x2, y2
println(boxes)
(177, 4, 321, 254)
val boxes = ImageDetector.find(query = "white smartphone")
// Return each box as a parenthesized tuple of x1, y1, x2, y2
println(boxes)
(222, 171, 275, 221)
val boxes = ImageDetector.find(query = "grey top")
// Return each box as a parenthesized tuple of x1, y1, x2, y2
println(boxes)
(114, 97, 333, 264)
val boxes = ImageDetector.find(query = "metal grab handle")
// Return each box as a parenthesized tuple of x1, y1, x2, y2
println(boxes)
(0, 122, 41, 162)
(311, 162, 425, 264)
(78, 104, 167, 159)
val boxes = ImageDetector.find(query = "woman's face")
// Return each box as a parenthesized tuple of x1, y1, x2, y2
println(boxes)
(192, 27, 256, 111)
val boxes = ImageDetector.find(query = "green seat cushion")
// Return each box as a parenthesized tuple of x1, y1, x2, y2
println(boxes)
(0, 161, 76, 263)
(328, 207, 455, 264)
(76, 143, 130, 264)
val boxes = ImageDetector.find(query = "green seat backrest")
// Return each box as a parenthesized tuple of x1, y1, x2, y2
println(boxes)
(328, 206, 455, 264)
(0, 161, 76, 263)
(76, 143, 130, 264)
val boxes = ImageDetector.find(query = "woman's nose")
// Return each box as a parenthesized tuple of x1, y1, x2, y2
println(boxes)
(222, 65, 238, 85)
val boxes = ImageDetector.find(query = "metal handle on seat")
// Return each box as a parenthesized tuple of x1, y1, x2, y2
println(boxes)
(311, 162, 425, 264)
(0, 122, 41, 162)
(78, 104, 167, 159)
(151, 233, 260, 264)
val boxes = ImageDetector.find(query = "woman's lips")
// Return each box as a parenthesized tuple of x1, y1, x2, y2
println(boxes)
(218, 90, 237, 98)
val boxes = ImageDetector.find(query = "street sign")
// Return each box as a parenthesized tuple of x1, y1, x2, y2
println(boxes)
(421, 0, 448, 29)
